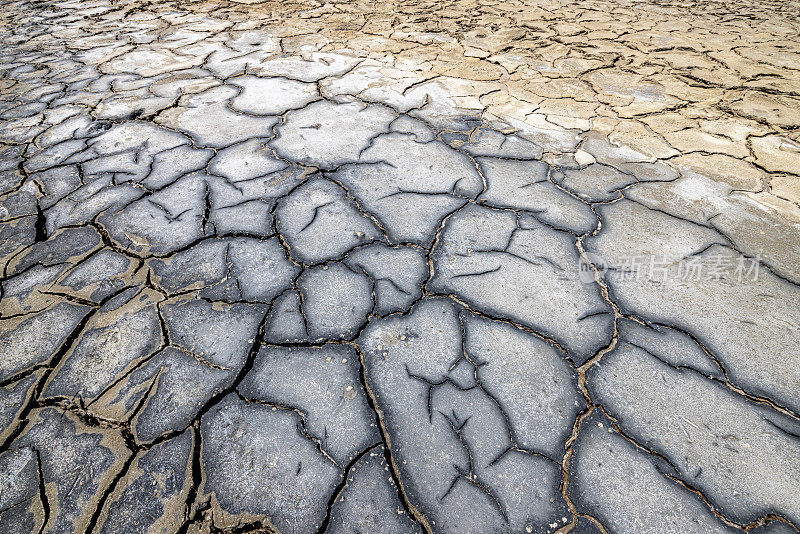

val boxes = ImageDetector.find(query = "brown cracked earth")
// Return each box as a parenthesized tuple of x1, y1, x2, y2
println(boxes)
(1, 0, 800, 533)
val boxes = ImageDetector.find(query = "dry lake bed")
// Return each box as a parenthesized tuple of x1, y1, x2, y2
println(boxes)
(1, 0, 799, 532)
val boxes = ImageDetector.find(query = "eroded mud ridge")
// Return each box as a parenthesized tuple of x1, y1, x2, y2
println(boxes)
(1, 0, 800, 532)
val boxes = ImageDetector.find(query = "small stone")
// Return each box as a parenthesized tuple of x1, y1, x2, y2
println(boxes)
(574, 149, 596, 166)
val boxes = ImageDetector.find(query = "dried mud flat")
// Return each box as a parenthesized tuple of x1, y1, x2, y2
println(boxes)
(1, 0, 799, 532)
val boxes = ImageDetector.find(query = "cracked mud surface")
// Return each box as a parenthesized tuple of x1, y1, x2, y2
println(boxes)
(1, 0, 799, 532)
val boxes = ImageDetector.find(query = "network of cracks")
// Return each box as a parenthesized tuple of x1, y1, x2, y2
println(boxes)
(1, 1, 800, 534)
